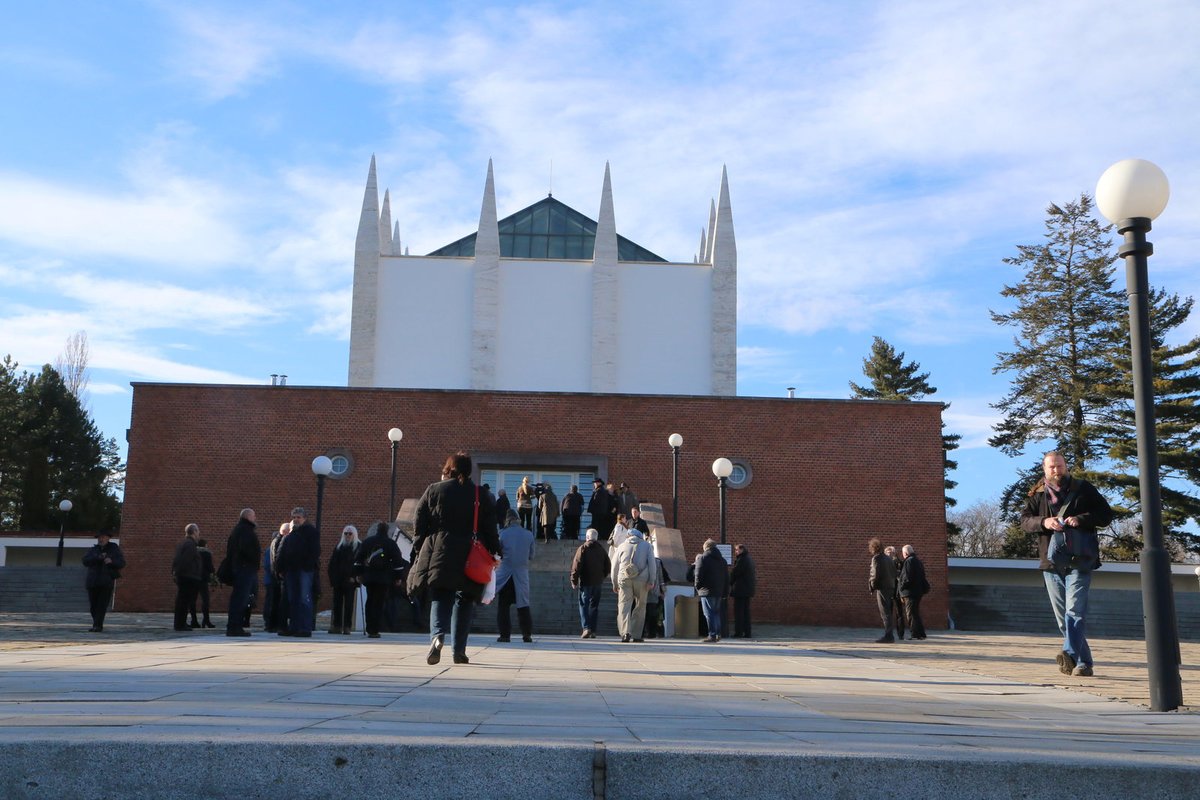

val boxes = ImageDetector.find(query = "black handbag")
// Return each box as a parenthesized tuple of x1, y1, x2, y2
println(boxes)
(216, 555, 234, 586)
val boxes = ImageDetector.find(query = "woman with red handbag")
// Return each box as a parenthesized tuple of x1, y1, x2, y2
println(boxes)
(407, 451, 500, 665)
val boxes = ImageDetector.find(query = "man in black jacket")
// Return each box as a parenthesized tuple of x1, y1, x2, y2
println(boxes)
(561, 485, 584, 540)
(898, 545, 929, 640)
(1020, 451, 1112, 677)
(587, 478, 617, 538)
(224, 508, 261, 637)
(868, 537, 896, 643)
(172, 524, 203, 632)
(694, 539, 728, 642)
(278, 506, 319, 638)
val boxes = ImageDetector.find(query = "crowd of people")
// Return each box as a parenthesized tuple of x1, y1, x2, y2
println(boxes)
(147, 454, 763, 660)
(85, 447, 1118, 683)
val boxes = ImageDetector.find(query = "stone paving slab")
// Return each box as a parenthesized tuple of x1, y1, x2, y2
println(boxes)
(0, 613, 1197, 798)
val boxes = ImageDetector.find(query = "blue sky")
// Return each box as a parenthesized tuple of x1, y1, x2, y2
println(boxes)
(2, 1, 1199, 516)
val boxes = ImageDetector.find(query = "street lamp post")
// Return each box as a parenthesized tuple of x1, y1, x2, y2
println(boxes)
(312, 456, 333, 541)
(1095, 158, 1183, 712)
(712, 458, 733, 545)
(387, 428, 403, 521)
(55, 499, 72, 567)
(668, 433, 683, 528)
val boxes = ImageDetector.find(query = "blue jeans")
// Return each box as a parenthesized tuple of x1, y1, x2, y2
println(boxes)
(227, 567, 256, 632)
(1043, 569, 1092, 666)
(701, 595, 722, 639)
(429, 588, 475, 656)
(285, 570, 315, 635)
(578, 585, 601, 632)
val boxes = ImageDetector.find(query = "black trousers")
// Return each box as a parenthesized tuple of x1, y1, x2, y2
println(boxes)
(904, 594, 926, 638)
(519, 507, 533, 530)
(364, 584, 389, 635)
(642, 601, 659, 638)
(496, 580, 532, 639)
(562, 515, 581, 539)
(875, 591, 895, 637)
(733, 596, 752, 637)
(174, 578, 201, 629)
(190, 581, 211, 624)
(331, 582, 355, 631)
(894, 596, 907, 639)
(88, 586, 114, 630)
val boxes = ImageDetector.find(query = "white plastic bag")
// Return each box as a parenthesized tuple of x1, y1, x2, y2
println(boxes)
(480, 568, 497, 605)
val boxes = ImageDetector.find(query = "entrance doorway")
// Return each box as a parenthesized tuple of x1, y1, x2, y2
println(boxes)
(481, 468, 595, 538)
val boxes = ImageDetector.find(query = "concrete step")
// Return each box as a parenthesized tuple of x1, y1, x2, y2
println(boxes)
(0, 567, 90, 612)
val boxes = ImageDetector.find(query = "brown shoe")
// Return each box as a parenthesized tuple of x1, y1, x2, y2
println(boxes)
(580, 629, 591, 639)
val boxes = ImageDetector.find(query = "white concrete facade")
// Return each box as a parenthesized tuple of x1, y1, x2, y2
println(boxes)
(349, 159, 737, 395)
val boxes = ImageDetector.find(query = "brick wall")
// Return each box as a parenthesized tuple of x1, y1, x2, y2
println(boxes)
(120, 384, 947, 627)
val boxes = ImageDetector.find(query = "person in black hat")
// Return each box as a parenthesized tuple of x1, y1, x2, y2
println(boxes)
(587, 478, 617, 539)
(82, 529, 125, 632)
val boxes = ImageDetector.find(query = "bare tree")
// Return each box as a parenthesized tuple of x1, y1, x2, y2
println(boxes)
(948, 499, 1009, 557)
(54, 330, 90, 403)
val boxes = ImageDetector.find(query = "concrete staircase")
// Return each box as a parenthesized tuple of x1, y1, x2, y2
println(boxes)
(0, 566, 90, 612)
(474, 539, 622, 637)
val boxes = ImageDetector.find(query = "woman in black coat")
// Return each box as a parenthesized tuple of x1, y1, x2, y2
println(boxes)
(407, 451, 500, 665)
(327, 525, 360, 634)
(82, 530, 126, 633)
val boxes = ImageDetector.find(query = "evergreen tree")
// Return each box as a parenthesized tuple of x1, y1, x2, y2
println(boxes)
(850, 337, 934, 399)
(0, 358, 121, 532)
(1092, 290, 1200, 554)
(850, 336, 961, 529)
(989, 194, 1126, 470)
(0, 357, 26, 530)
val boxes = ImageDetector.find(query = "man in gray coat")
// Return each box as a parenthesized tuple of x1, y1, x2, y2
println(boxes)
(495, 510, 537, 642)
(610, 527, 654, 643)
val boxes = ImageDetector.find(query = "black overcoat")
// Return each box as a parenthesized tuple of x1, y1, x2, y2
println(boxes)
(407, 478, 499, 600)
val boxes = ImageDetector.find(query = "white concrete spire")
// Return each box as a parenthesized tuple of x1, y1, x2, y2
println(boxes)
(348, 155, 381, 386)
(470, 159, 501, 390)
(392, 221, 401, 255)
(704, 198, 717, 264)
(710, 165, 737, 395)
(590, 162, 619, 392)
(697, 228, 707, 263)
(379, 189, 393, 255)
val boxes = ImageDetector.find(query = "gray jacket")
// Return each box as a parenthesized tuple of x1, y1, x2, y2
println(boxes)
(610, 530, 653, 590)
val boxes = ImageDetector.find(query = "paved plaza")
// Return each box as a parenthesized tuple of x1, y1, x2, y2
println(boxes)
(0, 613, 1197, 798)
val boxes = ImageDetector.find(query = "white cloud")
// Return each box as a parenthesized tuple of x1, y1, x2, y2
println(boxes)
(89, 382, 129, 396)
(0, 171, 246, 266)
(943, 398, 1002, 450)
(164, 7, 285, 100)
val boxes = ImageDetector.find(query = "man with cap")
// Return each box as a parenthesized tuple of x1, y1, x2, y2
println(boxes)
(610, 524, 655, 643)
(82, 529, 125, 633)
(587, 478, 617, 539)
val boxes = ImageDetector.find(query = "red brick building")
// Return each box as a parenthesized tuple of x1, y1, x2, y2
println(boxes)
(120, 383, 947, 628)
